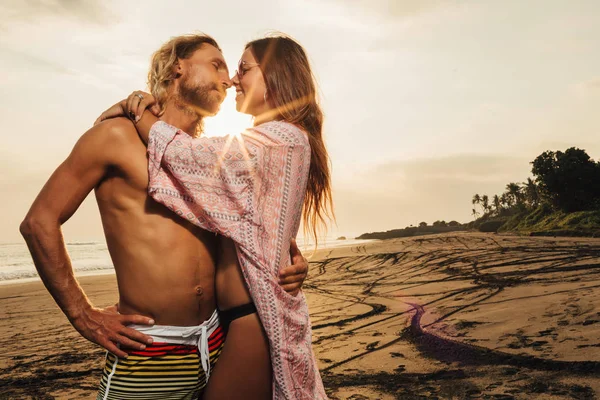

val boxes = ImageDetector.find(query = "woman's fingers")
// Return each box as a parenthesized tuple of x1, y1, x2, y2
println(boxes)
(122, 91, 157, 122)
(126, 95, 134, 120)
(94, 103, 126, 126)
(133, 92, 158, 120)
(150, 104, 161, 116)
(126, 93, 139, 121)
(133, 92, 149, 121)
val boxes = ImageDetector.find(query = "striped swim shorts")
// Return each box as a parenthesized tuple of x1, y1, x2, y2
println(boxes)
(97, 310, 224, 400)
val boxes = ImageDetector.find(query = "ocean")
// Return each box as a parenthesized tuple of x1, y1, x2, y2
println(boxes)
(0, 242, 114, 285)
(0, 238, 370, 285)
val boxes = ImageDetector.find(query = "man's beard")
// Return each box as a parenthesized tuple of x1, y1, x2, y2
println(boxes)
(178, 76, 222, 117)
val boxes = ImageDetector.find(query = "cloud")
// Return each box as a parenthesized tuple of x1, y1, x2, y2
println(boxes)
(0, 0, 118, 30)
(572, 77, 600, 94)
(586, 78, 600, 89)
(367, 154, 531, 186)
(332, 153, 532, 236)
(0, 46, 73, 76)
(325, 0, 448, 20)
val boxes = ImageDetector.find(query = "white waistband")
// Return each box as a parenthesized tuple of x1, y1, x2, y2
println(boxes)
(128, 310, 220, 379)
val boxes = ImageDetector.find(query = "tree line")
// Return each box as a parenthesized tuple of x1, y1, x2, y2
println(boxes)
(472, 147, 600, 220)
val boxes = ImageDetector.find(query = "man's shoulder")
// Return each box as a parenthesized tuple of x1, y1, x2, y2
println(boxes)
(92, 117, 139, 144)
(73, 118, 144, 167)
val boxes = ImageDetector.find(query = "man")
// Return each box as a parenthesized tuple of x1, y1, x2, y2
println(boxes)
(20, 33, 308, 399)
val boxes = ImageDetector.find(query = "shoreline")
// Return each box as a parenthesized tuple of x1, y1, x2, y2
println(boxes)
(0, 269, 117, 287)
(2, 232, 600, 399)
(0, 239, 372, 287)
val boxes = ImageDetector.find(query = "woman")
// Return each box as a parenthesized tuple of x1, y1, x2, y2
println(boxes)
(98, 35, 333, 399)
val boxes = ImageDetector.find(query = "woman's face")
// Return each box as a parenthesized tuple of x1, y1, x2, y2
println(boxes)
(232, 49, 269, 116)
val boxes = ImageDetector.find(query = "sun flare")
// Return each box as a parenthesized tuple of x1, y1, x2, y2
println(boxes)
(203, 89, 251, 138)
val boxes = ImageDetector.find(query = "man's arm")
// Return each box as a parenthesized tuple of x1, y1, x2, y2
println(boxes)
(20, 120, 154, 358)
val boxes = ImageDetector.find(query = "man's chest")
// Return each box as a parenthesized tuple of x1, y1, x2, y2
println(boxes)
(97, 147, 150, 202)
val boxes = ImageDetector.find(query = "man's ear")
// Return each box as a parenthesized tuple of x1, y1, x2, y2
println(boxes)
(174, 60, 183, 79)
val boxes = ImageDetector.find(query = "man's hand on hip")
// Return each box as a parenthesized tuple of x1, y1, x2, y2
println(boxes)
(71, 306, 155, 358)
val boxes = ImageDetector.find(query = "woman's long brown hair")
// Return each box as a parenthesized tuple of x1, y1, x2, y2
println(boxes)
(247, 36, 334, 246)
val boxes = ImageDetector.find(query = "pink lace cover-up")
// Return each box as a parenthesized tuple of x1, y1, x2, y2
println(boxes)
(147, 120, 327, 400)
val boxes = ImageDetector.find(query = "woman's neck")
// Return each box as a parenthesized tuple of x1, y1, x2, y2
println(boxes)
(252, 108, 280, 126)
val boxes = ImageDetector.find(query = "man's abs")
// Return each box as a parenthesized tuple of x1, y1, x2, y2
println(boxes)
(94, 134, 218, 326)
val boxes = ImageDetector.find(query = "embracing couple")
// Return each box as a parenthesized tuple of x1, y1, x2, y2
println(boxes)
(20, 32, 333, 399)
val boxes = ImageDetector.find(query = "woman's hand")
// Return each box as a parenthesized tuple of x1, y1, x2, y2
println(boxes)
(126, 91, 160, 122)
(94, 91, 160, 126)
(94, 99, 127, 126)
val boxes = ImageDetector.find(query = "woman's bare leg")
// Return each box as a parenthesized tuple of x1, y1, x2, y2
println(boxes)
(202, 312, 272, 400)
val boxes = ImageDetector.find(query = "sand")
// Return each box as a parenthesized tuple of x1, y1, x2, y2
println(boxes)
(1, 232, 599, 399)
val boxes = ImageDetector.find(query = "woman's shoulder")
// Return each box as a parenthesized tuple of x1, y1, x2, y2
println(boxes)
(251, 120, 309, 147)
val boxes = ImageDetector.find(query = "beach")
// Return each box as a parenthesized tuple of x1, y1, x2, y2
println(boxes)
(1, 232, 599, 399)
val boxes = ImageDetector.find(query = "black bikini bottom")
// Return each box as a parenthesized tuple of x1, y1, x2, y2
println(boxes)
(219, 302, 257, 333)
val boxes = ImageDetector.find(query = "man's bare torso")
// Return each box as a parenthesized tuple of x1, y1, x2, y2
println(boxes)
(95, 119, 219, 325)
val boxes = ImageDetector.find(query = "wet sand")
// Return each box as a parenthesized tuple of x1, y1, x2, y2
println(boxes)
(1, 232, 599, 399)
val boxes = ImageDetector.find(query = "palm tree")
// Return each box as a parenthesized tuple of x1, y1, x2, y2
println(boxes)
(523, 177, 539, 209)
(500, 193, 509, 208)
(493, 194, 502, 215)
(505, 182, 522, 208)
(481, 194, 490, 215)
(472, 208, 480, 219)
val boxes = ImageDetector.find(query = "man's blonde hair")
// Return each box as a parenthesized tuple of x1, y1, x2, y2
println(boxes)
(148, 33, 221, 129)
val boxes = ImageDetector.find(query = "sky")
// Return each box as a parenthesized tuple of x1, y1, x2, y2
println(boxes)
(1, 0, 599, 242)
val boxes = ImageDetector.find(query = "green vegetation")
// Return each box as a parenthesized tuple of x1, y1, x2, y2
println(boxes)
(357, 148, 600, 240)
(470, 148, 600, 237)
(357, 221, 466, 240)
(500, 207, 600, 237)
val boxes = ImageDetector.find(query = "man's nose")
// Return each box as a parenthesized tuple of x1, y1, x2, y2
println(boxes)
(221, 74, 233, 89)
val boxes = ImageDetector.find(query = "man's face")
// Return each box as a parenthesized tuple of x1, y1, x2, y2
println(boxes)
(176, 44, 231, 116)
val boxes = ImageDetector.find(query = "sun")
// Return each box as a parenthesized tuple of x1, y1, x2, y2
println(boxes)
(203, 89, 252, 138)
